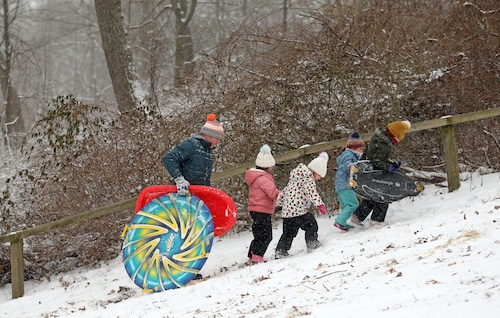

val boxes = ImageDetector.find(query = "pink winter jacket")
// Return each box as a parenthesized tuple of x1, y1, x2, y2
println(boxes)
(245, 168, 281, 214)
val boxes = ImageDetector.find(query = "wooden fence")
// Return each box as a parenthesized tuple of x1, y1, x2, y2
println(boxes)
(1, 107, 499, 299)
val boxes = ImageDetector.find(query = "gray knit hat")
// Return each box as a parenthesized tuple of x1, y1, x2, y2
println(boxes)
(200, 113, 224, 140)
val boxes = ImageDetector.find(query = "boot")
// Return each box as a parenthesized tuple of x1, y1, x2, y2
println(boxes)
(347, 214, 363, 228)
(249, 253, 266, 264)
(275, 250, 290, 259)
(334, 222, 349, 232)
(306, 240, 321, 253)
(369, 220, 383, 227)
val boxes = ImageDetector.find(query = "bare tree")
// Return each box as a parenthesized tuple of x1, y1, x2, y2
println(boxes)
(172, 0, 196, 87)
(0, 0, 25, 149)
(94, 0, 142, 112)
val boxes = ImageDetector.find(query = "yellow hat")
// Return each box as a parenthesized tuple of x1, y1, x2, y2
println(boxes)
(387, 121, 411, 141)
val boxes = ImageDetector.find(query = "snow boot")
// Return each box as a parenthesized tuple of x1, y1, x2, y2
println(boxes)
(347, 215, 363, 228)
(334, 222, 349, 232)
(275, 250, 290, 259)
(306, 240, 321, 253)
(193, 274, 203, 280)
(369, 220, 383, 227)
(248, 253, 266, 265)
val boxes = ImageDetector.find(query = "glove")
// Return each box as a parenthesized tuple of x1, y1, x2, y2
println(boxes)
(174, 176, 190, 195)
(388, 160, 401, 172)
(317, 204, 327, 215)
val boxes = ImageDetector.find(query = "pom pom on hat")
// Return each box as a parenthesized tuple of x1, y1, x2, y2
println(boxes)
(255, 144, 276, 168)
(307, 152, 329, 178)
(318, 152, 329, 161)
(346, 131, 365, 149)
(387, 121, 411, 141)
(200, 113, 225, 140)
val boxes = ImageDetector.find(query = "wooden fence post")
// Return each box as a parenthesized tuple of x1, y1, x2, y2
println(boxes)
(11, 238, 25, 299)
(440, 122, 461, 192)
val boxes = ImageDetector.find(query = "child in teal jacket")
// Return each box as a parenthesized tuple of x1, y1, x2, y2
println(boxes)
(334, 132, 365, 232)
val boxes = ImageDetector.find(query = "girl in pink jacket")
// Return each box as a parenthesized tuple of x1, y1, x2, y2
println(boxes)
(245, 145, 281, 264)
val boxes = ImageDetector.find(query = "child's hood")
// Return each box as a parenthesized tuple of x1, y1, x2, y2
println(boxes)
(290, 163, 312, 181)
(245, 168, 269, 185)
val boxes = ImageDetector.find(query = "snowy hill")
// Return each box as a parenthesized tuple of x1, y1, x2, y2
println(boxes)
(1, 171, 499, 318)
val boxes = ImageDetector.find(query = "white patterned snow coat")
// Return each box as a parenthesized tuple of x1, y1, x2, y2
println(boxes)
(277, 163, 325, 218)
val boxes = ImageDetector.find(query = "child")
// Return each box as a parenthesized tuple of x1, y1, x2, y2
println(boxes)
(349, 121, 411, 227)
(245, 145, 281, 264)
(163, 113, 224, 194)
(334, 132, 365, 232)
(275, 152, 329, 258)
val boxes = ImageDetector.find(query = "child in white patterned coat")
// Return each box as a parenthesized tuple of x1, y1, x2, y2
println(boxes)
(275, 152, 329, 258)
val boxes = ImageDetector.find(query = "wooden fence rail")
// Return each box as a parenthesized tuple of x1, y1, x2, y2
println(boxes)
(1, 107, 499, 299)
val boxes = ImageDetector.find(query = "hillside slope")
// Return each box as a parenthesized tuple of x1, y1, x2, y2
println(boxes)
(1, 172, 499, 318)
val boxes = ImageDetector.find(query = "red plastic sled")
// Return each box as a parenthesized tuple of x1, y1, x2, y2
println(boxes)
(135, 185, 237, 237)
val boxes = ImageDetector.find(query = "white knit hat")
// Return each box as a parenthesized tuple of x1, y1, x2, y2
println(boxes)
(255, 144, 275, 168)
(307, 152, 329, 178)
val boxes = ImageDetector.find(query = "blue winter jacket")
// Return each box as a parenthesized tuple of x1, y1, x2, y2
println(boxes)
(335, 149, 361, 192)
(162, 135, 214, 186)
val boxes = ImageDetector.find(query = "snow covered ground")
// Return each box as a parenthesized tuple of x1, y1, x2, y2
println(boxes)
(1, 171, 499, 318)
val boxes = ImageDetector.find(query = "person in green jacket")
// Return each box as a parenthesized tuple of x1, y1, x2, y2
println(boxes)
(348, 121, 411, 227)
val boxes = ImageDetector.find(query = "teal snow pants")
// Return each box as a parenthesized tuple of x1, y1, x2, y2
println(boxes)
(335, 189, 359, 227)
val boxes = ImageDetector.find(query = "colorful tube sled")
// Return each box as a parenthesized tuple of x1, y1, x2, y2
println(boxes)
(122, 193, 214, 292)
(135, 185, 237, 237)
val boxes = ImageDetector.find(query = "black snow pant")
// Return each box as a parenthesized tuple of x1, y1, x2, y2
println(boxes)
(353, 199, 389, 222)
(276, 212, 318, 253)
(248, 212, 273, 258)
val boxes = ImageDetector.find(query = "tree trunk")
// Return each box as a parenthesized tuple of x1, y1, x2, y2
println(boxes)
(172, 0, 196, 87)
(282, 0, 288, 35)
(94, 0, 138, 112)
(1, 0, 24, 149)
(0, 64, 24, 149)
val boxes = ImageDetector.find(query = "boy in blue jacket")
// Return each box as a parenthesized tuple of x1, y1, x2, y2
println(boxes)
(334, 132, 365, 232)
